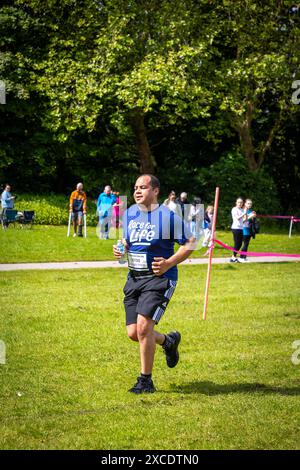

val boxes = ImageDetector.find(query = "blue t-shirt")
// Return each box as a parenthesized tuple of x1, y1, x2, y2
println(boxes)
(97, 193, 117, 217)
(243, 209, 253, 236)
(123, 204, 192, 281)
(1, 190, 14, 209)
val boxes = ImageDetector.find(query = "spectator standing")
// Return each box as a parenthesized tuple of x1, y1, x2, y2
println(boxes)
(189, 197, 203, 240)
(97, 185, 117, 239)
(111, 192, 124, 229)
(176, 192, 190, 219)
(240, 199, 256, 262)
(202, 205, 214, 248)
(69, 182, 87, 237)
(230, 197, 245, 262)
(1, 184, 15, 227)
(163, 191, 182, 217)
(1, 184, 15, 210)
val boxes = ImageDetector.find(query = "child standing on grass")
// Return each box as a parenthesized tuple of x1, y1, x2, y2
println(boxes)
(240, 199, 256, 262)
(202, 205, 214, 248)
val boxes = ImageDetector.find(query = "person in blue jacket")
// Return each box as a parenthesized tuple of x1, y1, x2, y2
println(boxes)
(97, 185, 117, 239)
(240, 199, 257, 262)
(1, 184, 15, 227)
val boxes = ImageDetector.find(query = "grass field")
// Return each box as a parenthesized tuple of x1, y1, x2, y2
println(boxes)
(1, 263, 300, 449)
(0, 225, 299, 263)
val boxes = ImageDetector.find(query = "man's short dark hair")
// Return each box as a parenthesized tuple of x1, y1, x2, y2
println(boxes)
(140, 174, 160, 190)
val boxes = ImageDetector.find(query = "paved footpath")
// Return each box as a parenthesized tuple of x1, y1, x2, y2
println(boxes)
(0, 256, 298, 271)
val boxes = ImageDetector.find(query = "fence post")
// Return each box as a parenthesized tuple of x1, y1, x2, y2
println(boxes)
(289, 217, 294, 238)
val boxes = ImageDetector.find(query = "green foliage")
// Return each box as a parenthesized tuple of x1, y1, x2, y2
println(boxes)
(196, 151, 282, 228)
(15, 194, 98, 226)
(0, 1, 299, 212)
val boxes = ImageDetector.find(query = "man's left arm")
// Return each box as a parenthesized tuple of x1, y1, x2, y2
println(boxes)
(152, 237, 196, 276)
(83, 192, 87, 214)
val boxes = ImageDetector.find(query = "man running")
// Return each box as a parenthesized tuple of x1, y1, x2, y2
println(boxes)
(113, 174, 195, 394)
(69, 183, 87, 237)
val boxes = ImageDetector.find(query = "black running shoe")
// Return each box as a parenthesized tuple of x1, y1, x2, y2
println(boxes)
(129, 376, 156, 394)
(163, 331, 181, 368)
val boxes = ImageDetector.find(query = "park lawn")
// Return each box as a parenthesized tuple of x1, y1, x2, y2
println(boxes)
(0, 225, 299, 263)
(0, 263, 300, 449)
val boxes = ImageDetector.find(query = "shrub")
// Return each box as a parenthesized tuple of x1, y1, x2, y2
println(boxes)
(14, 193, 98, 226)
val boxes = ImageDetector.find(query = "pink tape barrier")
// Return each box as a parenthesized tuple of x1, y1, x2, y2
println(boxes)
(257, 214, 300, 222)
(257, 215, 292, 219)
(213, 239, 300, 258)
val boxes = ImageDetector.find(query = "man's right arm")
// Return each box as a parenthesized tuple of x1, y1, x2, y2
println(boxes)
(97, 194, 102, 209)
(113, 239, 129, 259)
(69, 192, 74, 212)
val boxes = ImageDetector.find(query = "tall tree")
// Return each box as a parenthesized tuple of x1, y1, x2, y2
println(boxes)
(20, 0, 213, 173)
(207, 0, 300, 170)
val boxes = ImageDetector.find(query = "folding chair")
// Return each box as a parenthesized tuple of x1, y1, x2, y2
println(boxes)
(1, 209, 18, 229)
(19, 210, 35, 229)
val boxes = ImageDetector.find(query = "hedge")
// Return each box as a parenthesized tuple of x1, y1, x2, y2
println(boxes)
(14, 193, 98, 226)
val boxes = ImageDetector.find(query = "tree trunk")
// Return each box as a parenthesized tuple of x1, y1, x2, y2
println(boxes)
(129, 109, 157, 174)
(234, 100, 283, 171)
(234, 101, 260, 171)
(237, 122, 258, 171)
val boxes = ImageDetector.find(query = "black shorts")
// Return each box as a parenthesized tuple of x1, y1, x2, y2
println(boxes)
(123, 274, 177, 326)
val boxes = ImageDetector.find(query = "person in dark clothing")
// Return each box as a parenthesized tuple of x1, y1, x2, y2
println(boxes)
(240, 199, 257, 262)
(176, 192, 190, 218)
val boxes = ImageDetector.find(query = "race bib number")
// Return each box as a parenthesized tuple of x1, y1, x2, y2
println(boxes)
(128, 252, 148, 271)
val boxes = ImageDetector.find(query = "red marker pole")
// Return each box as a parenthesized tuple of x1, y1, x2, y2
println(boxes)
(203, 187, 220, 320)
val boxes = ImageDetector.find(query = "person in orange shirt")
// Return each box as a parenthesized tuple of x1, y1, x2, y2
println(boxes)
(69, 182, 87, 237)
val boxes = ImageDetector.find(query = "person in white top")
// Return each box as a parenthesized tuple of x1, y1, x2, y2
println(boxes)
(230, 197, 246, 262)
(188, 197, 203, 240)
(163, 191, 182, 217)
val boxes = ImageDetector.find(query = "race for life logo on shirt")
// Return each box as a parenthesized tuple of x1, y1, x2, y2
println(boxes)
(123, 204, 194, 281)
(123, 204, 195, 244)
(128, 220, 156, 243)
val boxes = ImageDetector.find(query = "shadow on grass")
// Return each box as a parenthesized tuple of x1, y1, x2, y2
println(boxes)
(169, 381, 300, 396)
(219, 264, 237, 270)
(283, 312, 300, 320)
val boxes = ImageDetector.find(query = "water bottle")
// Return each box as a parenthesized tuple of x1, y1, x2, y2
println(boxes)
(116, 239, 126, 264)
